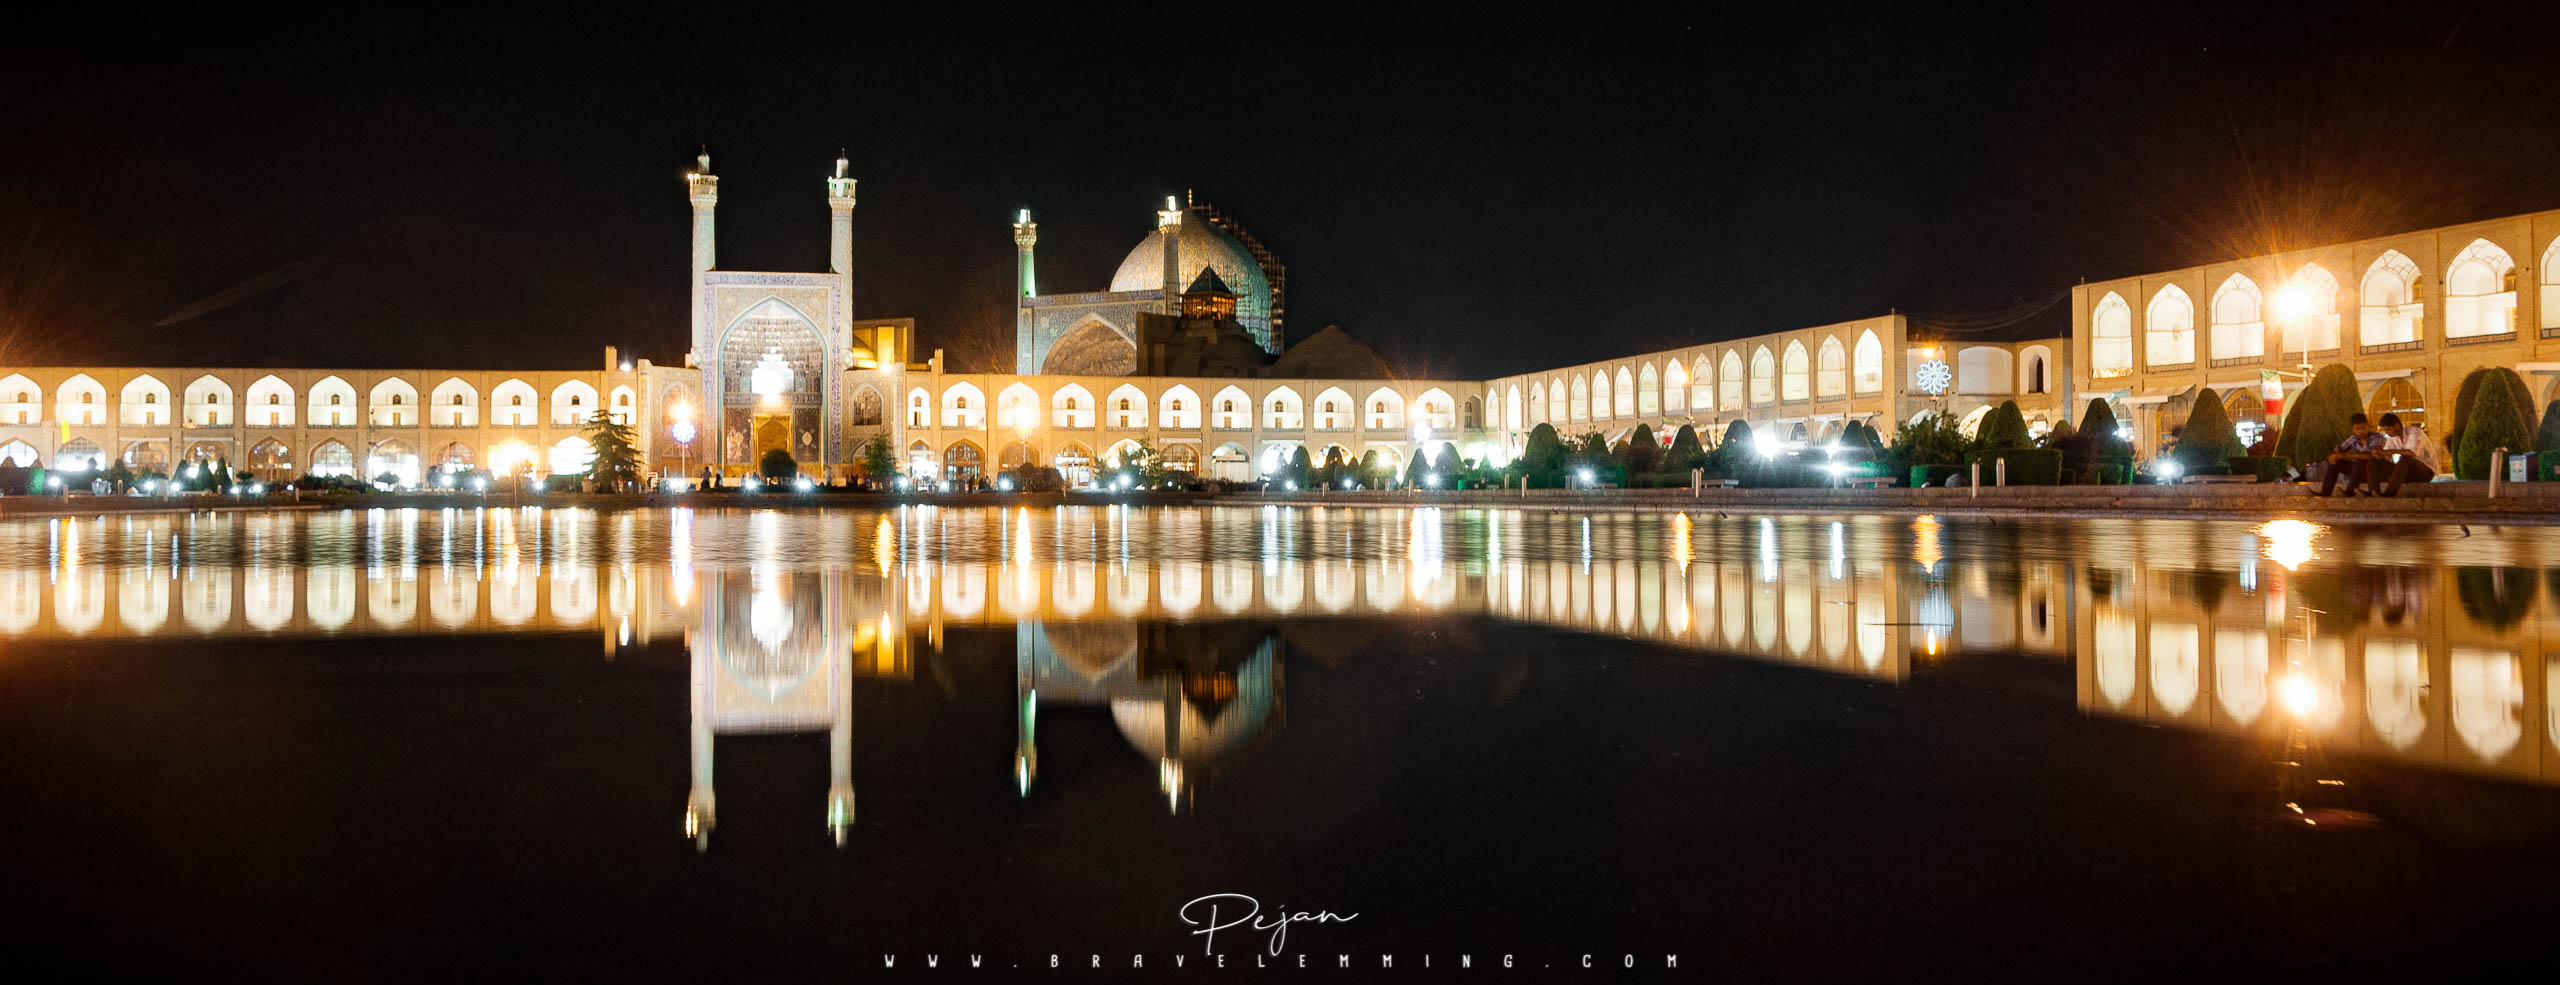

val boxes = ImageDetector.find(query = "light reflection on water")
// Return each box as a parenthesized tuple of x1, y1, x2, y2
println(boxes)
(5, 505, 2560, 795)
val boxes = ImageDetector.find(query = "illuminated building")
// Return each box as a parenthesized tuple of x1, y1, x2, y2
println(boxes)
(2070, 208, 2560, 456)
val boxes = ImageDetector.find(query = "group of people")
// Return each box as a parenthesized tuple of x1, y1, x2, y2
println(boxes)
(2317, 412, 2442, 497)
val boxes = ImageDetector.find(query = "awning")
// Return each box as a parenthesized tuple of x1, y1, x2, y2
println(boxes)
(2119, 384, 2194, 406)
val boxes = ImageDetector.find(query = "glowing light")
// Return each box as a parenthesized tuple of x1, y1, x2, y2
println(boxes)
(250, 483, 265, 494)
(1284, 481, 1297, 491)
(748, 348, 791, 401)
(794, 477, 815, 492)
(998, 477, 1014, 491)
(2274, 285, 2312, 320)
(1577, 467, 1595, 486)
(2277, 672, 2320, 719)
(744, 476, 761, 492)
(1424, 474, 1440, 488)
(2257, 519, 2322, 571)
(1754, 434, 1780, 459)
(2158, 460, 2182, 482)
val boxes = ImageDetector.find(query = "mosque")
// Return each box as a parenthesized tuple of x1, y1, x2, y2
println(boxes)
(9, 152, 2554, 485)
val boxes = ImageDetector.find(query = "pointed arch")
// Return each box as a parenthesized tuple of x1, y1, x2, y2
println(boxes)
(1506, 385, 1526, 429)
(488, 378, 536, 426)
(310, 439, 356, 477)
(368, 377, 419, 427)
(2543, 236, 2560, 333)
(306, 375, 357, 427)
(607, 384, 636, 426)
(2444, 238, 2518, 339)
(995, 382, 1040, 431)
(2281, 263, 2342, 353)
(848, 384, 882, 426)
(1662, 359, 1688, 412)
(1159, 383, 1201, 430)
(941, 381, 987, 429)
(1568, 375, 1590, 421)
(246, 438, 292, 478)
(1041, 315, 1136, 375)
(1816, 337, 1847, 397)
(1103, 383, 1147, 429)
(2359, 251, 2423, 346)
(1526, 381, 1546, 425)
(1312, 386, 1352, 429)
(1262, 385, 1302, 430)
(1749, 346, 1776, 406)
(1688, 355, 1714, 409)
(1413, 387, 1455, 431)
(1547, 376, 1568, 422)
(1364, 387, 1406, 430)
(1211, 385, 1252, 429)
(1719, 351, 1746, 412)
(1051, 382, 1095, 428)
(2208, 273, 2264, 361)
(0, 374, 37, 426)
(1636, 363, 1661, 416)
(2090, 293, 2133, 376)
(55, 373, 105, 426)
(1610, 366, 1633, 418)
(1780, 341, 1810, 401)
(1852, 331, 1884, 394)
(118, 373, 172, 426)
(1583, 371, 1607, 420)
(548, 379, 598, 426)
(2144, 285, 2195, 367)
(173, 375, 228, 428)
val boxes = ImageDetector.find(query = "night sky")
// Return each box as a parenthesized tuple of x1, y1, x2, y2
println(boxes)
(5, 4, 2556, 378)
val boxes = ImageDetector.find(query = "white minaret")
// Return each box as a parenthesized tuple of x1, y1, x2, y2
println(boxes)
(1157, 195, 1183, 316)
(686, 148, 719, 368)
(827, 149, 858, 317)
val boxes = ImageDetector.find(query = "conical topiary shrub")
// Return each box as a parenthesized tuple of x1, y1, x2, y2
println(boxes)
(2173, 388, 2244, 473)
(1624, 423, 1662, 474)
(2446, 368, 2491, 459)
(1665, 424, 1705, 472)
(2455, 368, 2536, 479)
(2536, 400, 2560, 453)
(2077, 398, 2129, 460)
(2273, 364, 2360, 467)
(1976, 400, 2032, 450)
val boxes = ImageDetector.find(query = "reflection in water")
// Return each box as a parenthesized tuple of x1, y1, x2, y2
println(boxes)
(7, 506, 2560, 848)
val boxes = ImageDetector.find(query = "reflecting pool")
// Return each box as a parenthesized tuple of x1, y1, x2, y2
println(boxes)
(3, 505, 2556, 977)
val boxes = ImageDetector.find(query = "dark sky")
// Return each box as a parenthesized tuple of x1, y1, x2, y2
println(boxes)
(5, 3, 2557, 377)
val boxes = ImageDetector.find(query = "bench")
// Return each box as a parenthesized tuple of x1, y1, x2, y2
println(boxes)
(2178, 474, 2258, 485)
(1699, 478, 1739, 489)
(1841, 476, 1898, 489)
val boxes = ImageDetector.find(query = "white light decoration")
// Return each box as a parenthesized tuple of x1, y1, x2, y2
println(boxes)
(749, 347, 791, 400)
(1915, 359, 1953, 397)
(671, 419, 696, 445)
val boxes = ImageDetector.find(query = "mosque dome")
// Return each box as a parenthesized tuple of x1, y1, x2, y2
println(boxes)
(1271, 324, 1396, 380)
(1111, 216, 1273, 342)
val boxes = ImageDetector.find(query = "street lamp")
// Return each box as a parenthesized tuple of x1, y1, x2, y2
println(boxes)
(669, 401, 697, 489)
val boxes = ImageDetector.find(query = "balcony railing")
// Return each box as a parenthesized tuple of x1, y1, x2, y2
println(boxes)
(2359, 340, 2423, 355)
(2447, 331, 2516, 347)
(2143, 362, 2193, 373)
(2209, 355, 2263, 368)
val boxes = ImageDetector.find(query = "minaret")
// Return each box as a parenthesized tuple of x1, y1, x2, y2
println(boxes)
(826, 640, 855, 849)
(1157, 195, 1183, 316)
(826, 149, 857, 311)
(686, 148, 718, 369)
(1013, 209, 1039, 375)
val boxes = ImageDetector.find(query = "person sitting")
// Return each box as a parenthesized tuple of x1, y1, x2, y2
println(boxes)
(2372, 412, 2442, 497)
(2317, 413, 2387, 497)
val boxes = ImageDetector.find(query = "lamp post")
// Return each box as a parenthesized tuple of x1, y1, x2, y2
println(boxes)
(670, 402, 697, 490)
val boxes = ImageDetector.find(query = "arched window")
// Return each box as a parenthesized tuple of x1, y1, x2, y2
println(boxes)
(2091, 293, 2132, 377)
(2443, 238, 2517, 339)
(1780, 341, 1809, 401)
(2145, 285, 2195, 368)
(1719, 352, 1746, 412)
(1663, 360, 1688, 412)
(1589, 372, 1612, 420)
(1749, 346, 1776, 406)
(1569, 376, 1589, 421)
(1816, 338, 1846, 397)
(2368, 377, 2426, 430)
(1637, 363, 1660, 416)
(2543, 236, 2560, 334)
(1853, 332, 1884, 393)
(2279, 263, 2341, 354)
(2359, 251, 2423, 347)
(1611, 366, 1634, 417)
(2209, 274, 2264, 362)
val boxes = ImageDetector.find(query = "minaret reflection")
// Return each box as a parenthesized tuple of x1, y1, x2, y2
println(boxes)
(1013, 622, 1282, 814)
(685, 563, 857, 851)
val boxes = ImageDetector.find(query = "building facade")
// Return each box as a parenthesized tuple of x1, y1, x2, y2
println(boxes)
(2070, 208, 2560, 456)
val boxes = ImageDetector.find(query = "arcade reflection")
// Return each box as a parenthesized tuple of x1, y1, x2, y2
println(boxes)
(5, 506, 2558, 848)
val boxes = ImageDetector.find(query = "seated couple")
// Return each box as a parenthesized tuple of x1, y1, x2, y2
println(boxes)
(2318, 412, 2440, 497)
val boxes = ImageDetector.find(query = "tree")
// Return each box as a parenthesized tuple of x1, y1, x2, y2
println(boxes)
(1285, 446, 1312, 487)
(1577, 432, 1611, 460)
(583, 410, 642, 491)
(2445, 368, 2491, 458)
(1702, 420, 1753, 474)
(1664, 424, 1705, 472)
(1519, 423, 1567, 485)
(1315, 445, 1349, 488)
(2173, 388, 2243, 473)
(759, 448, 798, 481)
(1623, 423, 1662, 475)
(1975, 401, 2032, 450)
(2455, 368, 2536, 480)
(2077, 398, 2130, 460)
(858, 435, 898, 483)
(2273, 364, 2359, 468)
(2536, 401, 2560, 453)
(1891, 412, 1970, 469)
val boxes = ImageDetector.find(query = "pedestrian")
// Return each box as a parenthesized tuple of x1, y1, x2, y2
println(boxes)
(2318, 413, 2387, 497)
(2371, 412, 2442, 497)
